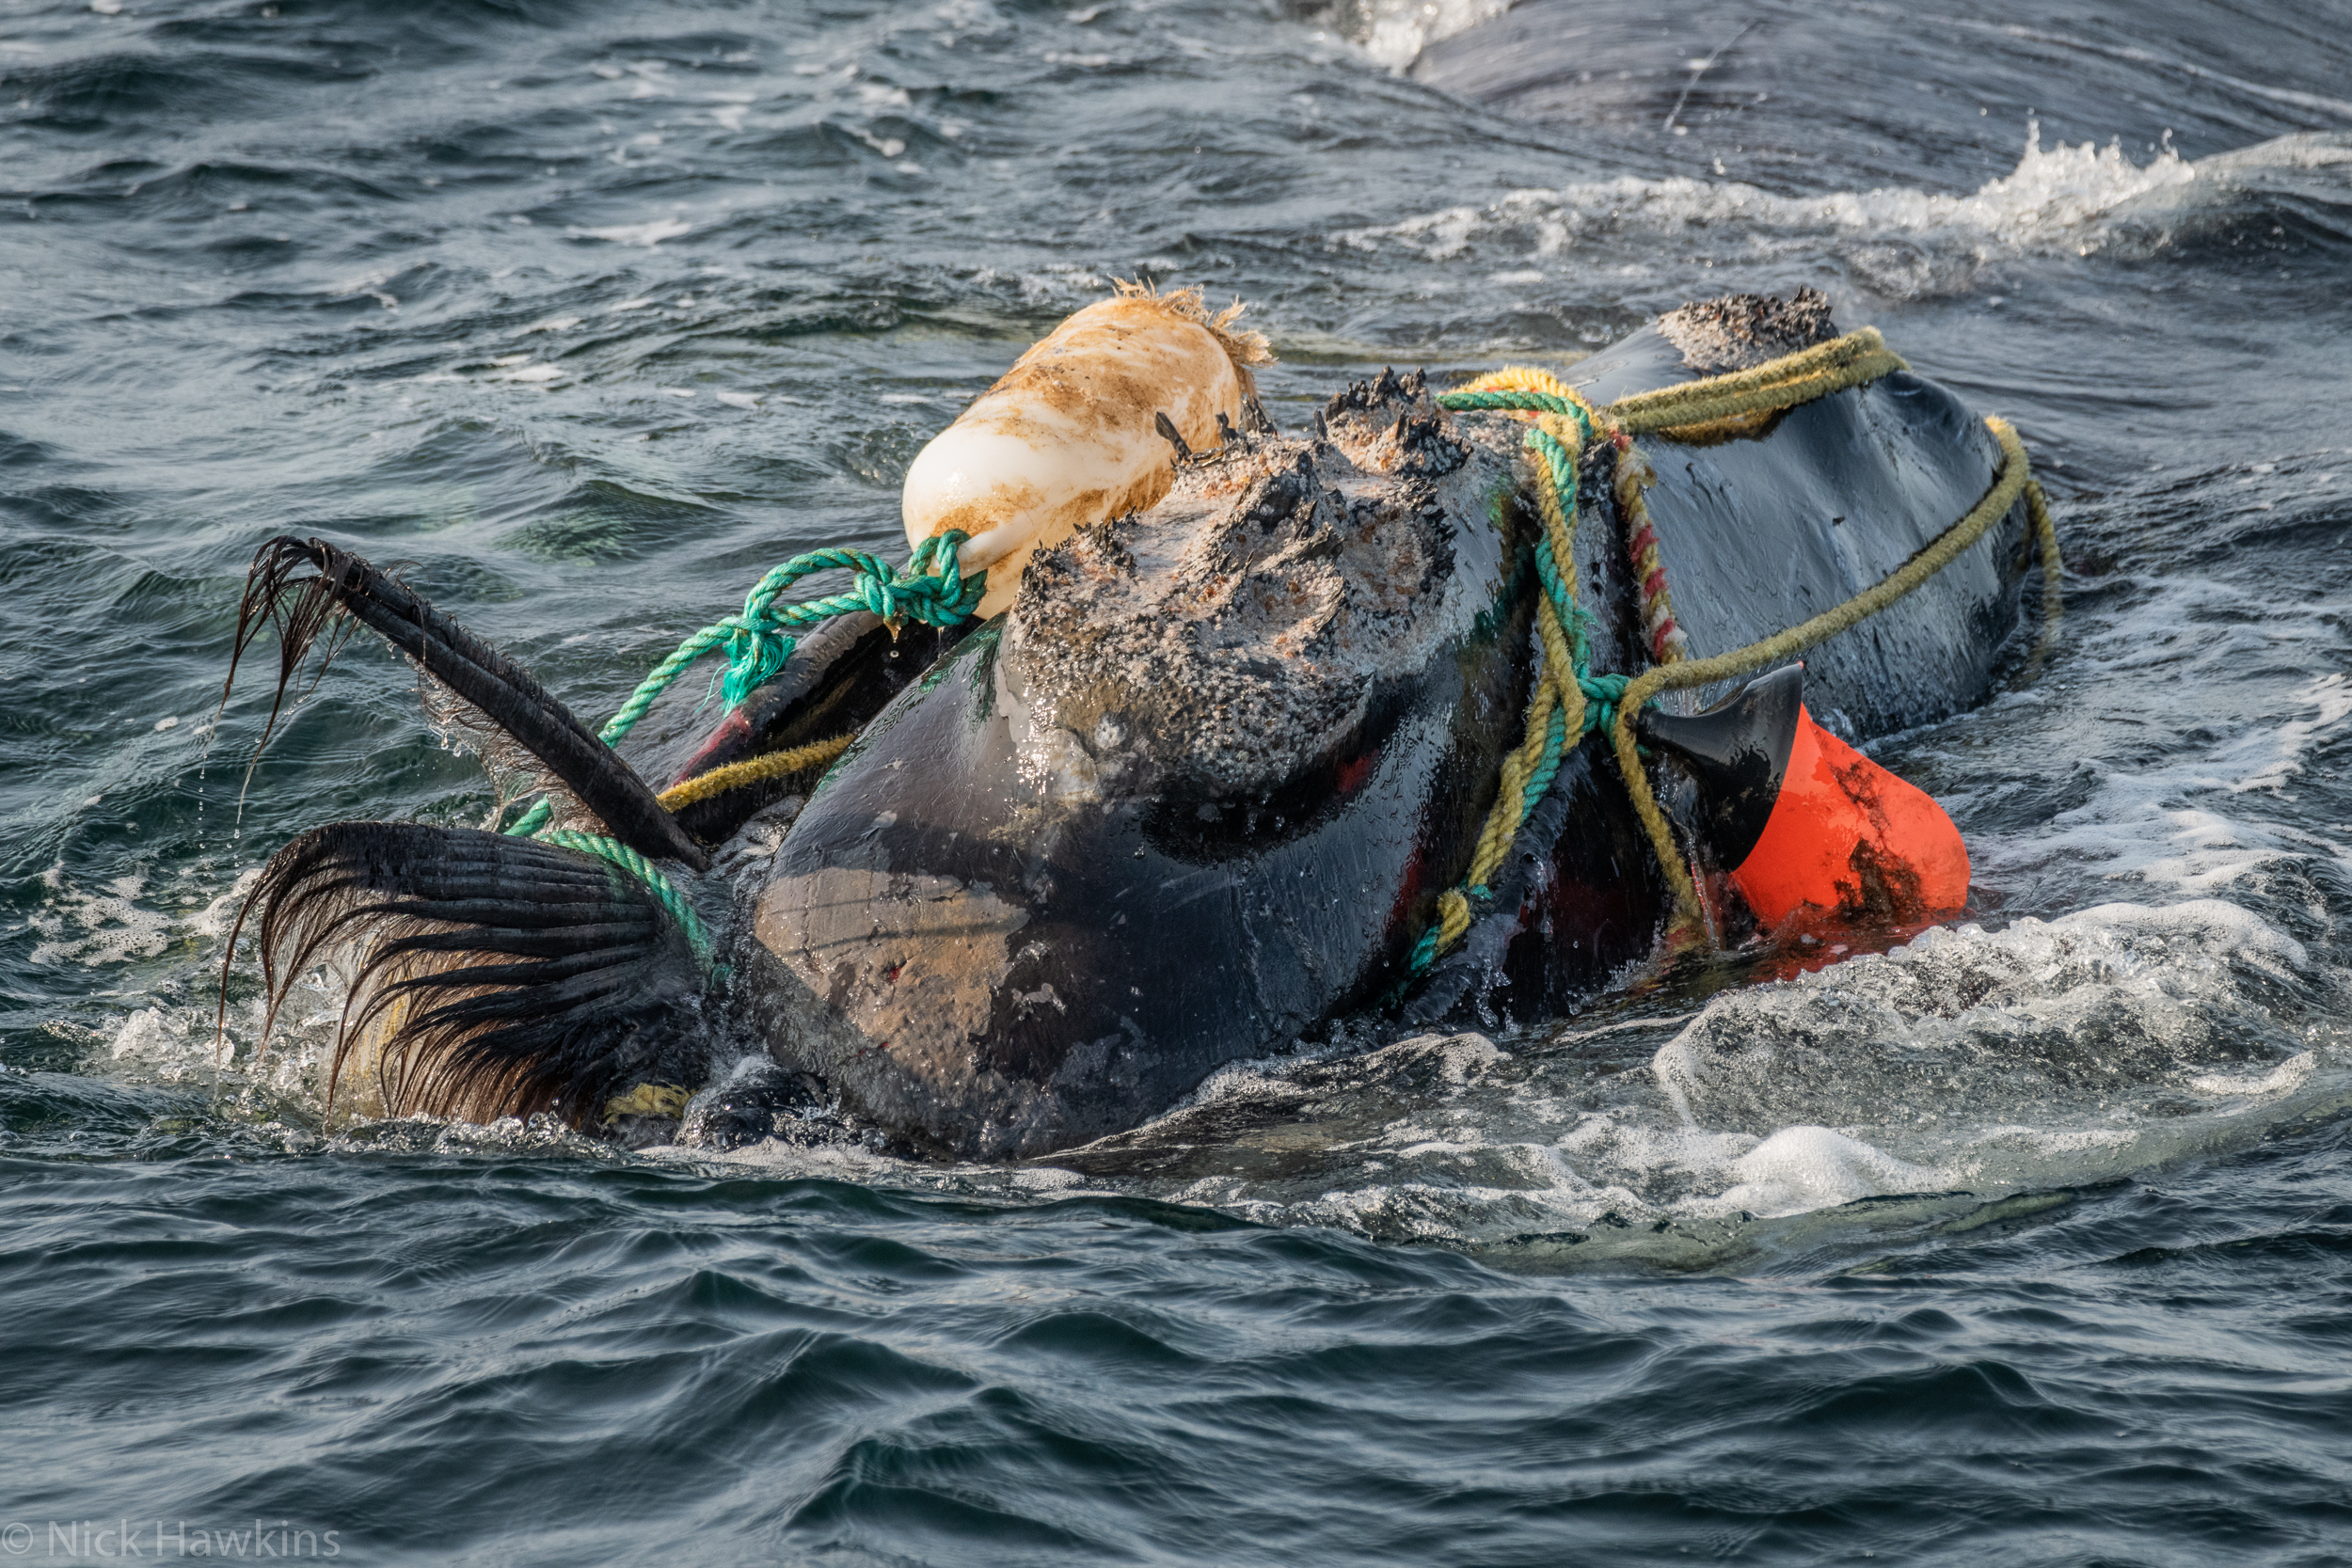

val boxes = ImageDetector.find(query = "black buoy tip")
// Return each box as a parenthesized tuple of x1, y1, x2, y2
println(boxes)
(1636, 664, 1804, 870)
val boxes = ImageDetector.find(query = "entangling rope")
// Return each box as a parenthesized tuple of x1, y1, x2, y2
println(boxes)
(538, 828, 715, 966)
(501, 531, 986, 958)
(473, 331, 2056, 988)
(1409, 327, 2061, 974)
(596, 530, 984, 749)
(654, 732, 858, 812)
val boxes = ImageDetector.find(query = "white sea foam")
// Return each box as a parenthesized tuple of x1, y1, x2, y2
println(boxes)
(1712, 1127, 1951, 1220)
(27, 868, 171, 966)
(58, 860, 2346, 1257)
(573, 217, 693, 247)
(1311, 0, 1513, 71)
(1629, 903, 2338, 1209)
(2190, 1050, 2317, 1100)
(1334, 129, 2349, 297)
(1964, 546, 2352, 903)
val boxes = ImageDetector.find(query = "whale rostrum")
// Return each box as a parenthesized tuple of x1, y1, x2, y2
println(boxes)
(745, 372, 1536, 1159)
(1003, 367, 1502, 804)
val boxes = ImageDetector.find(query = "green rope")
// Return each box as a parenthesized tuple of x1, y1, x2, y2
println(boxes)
(496, 531, 986, 958)
(537, 830, 714, 966)
(1520, 411, 1631, 730)
(1443, 389, 1595, 434)
(1404, 392, 1630, 978)
(597, 529, 985, 747)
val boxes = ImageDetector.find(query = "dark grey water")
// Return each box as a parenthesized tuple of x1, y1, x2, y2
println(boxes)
(5, 0, 2351, 1560)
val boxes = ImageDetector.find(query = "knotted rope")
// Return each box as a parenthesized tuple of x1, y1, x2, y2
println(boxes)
(502, 531, 986, 955)
(1410, 328, 2060, 974)
(598, 529, 985, 748)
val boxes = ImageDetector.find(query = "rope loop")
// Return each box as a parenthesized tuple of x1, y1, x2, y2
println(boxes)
(585, 533, 983, 747)
(501, 531, 986, 954)
(1409, 328, 2059, 978)
(706, 533, 983, 716)
(592, 530, 984, 749)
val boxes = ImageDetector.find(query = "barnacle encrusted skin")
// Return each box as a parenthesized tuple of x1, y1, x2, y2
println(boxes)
(1656, 285, 1836, 373)
(1001, 369, 1521, 802)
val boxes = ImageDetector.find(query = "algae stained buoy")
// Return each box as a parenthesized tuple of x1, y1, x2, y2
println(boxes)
(901, 283, 1272, 618)
(1728, 705, 1971, 927)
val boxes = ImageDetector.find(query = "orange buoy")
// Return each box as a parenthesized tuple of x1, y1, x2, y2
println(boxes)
(1728, 705, 1970, 927)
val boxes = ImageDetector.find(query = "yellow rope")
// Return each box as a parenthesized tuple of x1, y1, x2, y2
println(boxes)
(1434, 329, 2061, 964)
(1449, 366, 1692, 663)
(1426, 409, 1598, 958)
(601, 1082, 691, 1124)
(1607, 418, 2054, 926)
(655, 731, 856, 812)
(1608, 327, 1910, 435)
(2025, 479, 2064, 679)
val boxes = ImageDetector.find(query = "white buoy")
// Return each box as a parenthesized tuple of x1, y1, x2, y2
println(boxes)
(902, 283, 1272, 617)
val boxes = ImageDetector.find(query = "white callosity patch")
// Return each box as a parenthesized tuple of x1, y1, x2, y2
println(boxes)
(999, 376, 1515, 802)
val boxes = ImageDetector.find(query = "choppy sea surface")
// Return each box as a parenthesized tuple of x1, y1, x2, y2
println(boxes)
(6, 0, 2351, 1560)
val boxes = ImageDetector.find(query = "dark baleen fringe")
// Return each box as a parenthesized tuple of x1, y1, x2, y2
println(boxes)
(415, 674, 578, 833)
(224, 532, 360, 764)
(227, 822, 707, 1126)
(223, 535, 709, 870)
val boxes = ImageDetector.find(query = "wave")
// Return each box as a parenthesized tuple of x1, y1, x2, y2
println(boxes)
(1295, 0, 1516, 71)
(1333, 127, 2352, 298)
(989, 896, 2350, 1264)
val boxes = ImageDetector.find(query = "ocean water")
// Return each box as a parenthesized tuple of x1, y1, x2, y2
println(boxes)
(5, 0, 2352, 1561)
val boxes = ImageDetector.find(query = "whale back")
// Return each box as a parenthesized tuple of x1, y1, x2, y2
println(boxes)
(1565, 301, 2032, 739)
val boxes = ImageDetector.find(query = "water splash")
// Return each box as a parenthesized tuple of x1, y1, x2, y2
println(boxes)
(1336, 127, 2350, 296)
(1304, 0, 1515, 71)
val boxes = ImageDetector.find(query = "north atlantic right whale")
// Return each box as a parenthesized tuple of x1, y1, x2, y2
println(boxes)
(223, 288, 2039, 1160)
